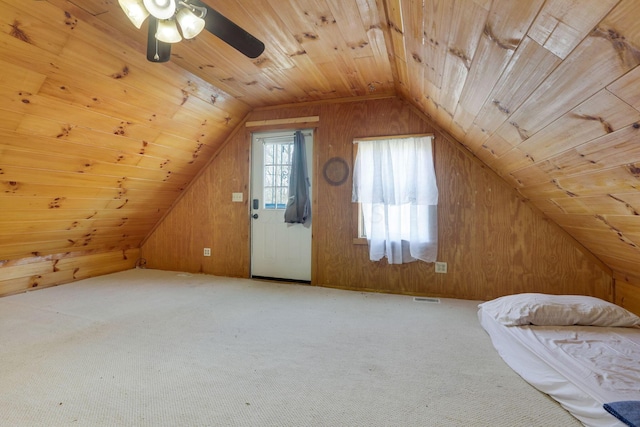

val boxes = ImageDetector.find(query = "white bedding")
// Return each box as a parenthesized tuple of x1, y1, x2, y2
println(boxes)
(479, 307, 640, 427)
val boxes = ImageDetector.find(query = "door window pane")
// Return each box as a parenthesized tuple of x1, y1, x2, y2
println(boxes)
(263, 141, 293, 209)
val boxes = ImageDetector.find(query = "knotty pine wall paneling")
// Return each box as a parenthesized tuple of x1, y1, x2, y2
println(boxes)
(0, 0, 249, 297)
(143, 97, 612, 302)
(0, 249, 138, 297)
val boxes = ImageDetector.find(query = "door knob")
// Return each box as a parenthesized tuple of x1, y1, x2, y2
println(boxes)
(252, 213, 259, 219)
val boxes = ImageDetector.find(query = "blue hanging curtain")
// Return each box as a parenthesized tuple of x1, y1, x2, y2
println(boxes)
(284, 131, 311, 224)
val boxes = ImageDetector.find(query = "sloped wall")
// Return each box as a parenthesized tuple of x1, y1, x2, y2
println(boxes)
(614, 273, 640, 315)
(0, 1, 240, 298)
(142, 97, 612, 301)
(0, 250, 138, 297)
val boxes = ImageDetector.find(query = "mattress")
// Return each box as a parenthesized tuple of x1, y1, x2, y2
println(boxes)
(479, 308, 640, 427)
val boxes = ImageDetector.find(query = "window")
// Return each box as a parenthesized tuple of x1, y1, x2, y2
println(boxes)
(263, 141, 293, 209)
(352, 134, 438, 264)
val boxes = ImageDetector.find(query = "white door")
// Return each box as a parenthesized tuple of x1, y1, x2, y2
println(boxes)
(251, 130, 312, 282)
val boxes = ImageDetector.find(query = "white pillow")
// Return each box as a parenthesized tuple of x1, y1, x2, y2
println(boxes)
(479, 293, 640, 327)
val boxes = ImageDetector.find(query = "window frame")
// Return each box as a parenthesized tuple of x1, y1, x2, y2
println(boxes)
(352, 142, 368, 245)
(351, 133, 435, 246)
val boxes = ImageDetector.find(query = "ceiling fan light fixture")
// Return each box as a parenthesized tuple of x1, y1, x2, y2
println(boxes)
(176, 7, 205, 39)
(118, 0, 149, 29)
(117, 0, 265, 62)
(143, 0, 176, 20)
(155, 18, 182, 43)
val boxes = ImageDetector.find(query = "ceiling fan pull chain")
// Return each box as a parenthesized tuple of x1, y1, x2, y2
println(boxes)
(154, 38, 160, 61)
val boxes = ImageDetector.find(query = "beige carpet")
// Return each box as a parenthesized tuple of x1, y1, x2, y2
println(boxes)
(0, 269, 582, 426)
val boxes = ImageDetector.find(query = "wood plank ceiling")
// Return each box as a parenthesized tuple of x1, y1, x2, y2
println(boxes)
(1, 0, 640, 282)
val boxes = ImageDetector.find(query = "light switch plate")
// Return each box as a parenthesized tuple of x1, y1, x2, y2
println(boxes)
(232, 192, 243, 202)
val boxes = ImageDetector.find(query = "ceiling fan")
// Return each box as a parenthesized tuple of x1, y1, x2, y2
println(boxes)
(118, 0, 265, 62)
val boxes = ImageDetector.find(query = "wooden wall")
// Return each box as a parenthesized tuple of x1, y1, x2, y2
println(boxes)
(0, 0, 246, 297)
(142, 97, 612, 301)
(141, 126, 251, 277)
(0, 249, 138, 296)
(614, 272, 640, 316)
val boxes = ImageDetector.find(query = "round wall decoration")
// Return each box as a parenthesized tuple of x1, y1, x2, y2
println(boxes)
(323, 157, 350, 186)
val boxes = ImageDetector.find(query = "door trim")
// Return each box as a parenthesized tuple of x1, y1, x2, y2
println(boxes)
(249, 128, 316, 283)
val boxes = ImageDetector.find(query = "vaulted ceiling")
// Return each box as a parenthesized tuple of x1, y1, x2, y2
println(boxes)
(2, 0, 640, 282)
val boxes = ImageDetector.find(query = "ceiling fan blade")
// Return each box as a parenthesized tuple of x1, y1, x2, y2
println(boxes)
(197, 3, 265, 59)
(146, 17, 172, 62)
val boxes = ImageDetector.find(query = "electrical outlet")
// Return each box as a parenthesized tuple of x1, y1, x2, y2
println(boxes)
(203, 248, 211, 257)
(435, 261, 447, 274)
(232, 192, 243, 202)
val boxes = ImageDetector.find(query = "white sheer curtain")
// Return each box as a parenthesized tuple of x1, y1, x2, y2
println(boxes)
(352, 135, 438, 264)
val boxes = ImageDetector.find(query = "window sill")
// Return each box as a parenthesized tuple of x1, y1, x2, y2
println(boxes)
(353, 238, 367, 245)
